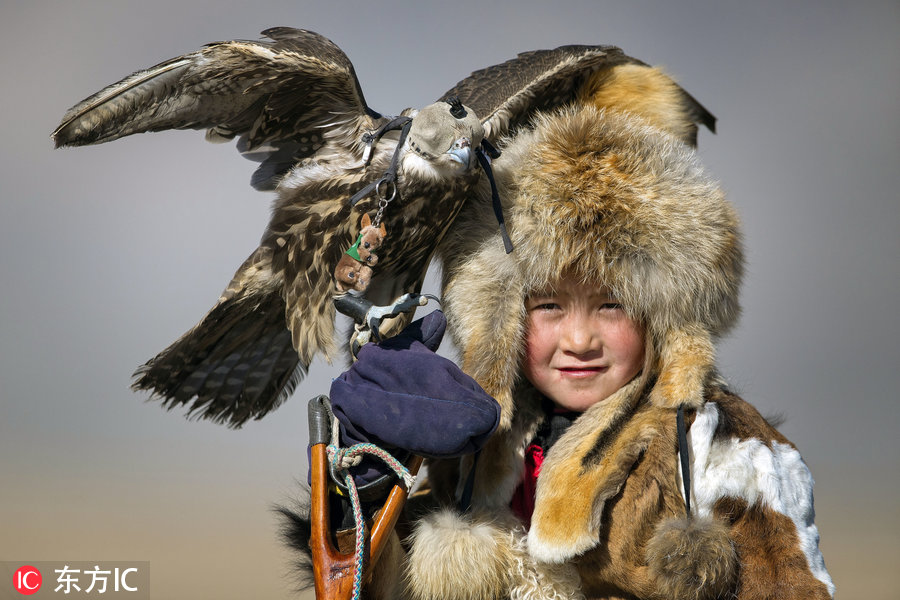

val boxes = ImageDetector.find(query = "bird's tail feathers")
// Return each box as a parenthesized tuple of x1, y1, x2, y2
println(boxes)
(132, 285, 303, 428)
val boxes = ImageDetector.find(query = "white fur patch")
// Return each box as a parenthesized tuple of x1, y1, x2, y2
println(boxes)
(686, 403, 835, 595)
(527, 524, 599, 565)
(407, 508, 584, 600)
(406, 509, 513, 600)
(509, 533, 585, 600)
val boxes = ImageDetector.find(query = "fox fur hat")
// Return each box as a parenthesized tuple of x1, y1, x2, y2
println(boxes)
(439, 101, 743, 428)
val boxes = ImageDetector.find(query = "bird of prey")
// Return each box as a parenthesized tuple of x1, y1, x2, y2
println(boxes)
(52, 27, 714, 428)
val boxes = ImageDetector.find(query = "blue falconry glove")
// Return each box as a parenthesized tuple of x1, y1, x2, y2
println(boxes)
(325, 310, 501, 493)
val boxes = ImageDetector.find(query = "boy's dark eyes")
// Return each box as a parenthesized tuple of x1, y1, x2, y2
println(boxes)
(528, 301, 622, 311)
(532, 302, 560, 311)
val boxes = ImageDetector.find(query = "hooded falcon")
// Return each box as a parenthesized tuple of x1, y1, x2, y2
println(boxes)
(52, 28, 715, 427)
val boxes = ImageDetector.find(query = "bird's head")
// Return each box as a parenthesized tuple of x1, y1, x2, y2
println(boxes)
(404, 98, 484, 178)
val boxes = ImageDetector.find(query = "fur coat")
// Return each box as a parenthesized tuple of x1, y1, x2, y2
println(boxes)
(395, 96, 833, 599)
(282, 66, 833, 599)
(400, 379, 834, 600)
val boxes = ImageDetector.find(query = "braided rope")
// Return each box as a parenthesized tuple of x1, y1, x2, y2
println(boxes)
(327, 442, 416, 600)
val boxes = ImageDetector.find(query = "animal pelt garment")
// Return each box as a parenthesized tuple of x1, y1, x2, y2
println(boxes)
(391, 104, 833, 597)
(279, 69, 834, 599)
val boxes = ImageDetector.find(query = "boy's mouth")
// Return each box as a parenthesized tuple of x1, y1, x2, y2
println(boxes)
(557, 366, 607, 378)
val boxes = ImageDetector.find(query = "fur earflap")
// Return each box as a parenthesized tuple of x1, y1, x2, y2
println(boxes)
(646, 515, 738, 600)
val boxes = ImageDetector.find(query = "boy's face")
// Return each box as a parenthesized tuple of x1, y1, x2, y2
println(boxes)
(523, 277, 645, 412)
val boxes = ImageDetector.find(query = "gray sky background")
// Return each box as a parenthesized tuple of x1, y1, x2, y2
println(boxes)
(1, 1, 897, 598)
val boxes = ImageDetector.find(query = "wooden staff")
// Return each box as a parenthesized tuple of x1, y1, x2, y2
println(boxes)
(308, 396, 423, 598)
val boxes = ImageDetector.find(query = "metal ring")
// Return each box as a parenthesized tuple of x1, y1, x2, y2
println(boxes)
(375, 178, 397, 202)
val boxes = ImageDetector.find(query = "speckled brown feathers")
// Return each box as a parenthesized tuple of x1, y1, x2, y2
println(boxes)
(54, 28, 488, 427)
(54, 32, 720, 428)
(52, 28, 376, 190)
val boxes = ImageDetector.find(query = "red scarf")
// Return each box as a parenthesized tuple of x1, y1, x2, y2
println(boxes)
(510, 443, 545, 528)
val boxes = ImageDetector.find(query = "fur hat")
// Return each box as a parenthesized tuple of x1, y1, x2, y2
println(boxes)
(439, 102, 743, 428)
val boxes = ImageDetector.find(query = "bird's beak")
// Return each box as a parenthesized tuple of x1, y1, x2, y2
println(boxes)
(446, 137, 473, 168)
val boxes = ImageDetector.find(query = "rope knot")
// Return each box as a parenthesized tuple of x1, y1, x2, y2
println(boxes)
(328, 445, 364, 469)
(327, 442, 416, 490)
(323, 439, 417, 600)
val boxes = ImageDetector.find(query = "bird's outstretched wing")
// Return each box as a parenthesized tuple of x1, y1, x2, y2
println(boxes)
(440, 45, 715, 147)
(132, 246, 303, 428)
(51, 27, 380, 189)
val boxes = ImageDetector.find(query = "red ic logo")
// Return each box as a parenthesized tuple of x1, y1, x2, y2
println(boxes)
(13, 565, 42, 595)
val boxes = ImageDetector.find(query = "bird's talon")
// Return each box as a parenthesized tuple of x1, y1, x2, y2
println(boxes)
(346, 292, 435, 358)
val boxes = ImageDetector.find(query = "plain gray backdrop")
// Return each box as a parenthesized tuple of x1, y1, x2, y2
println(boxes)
(2, 1, 897, 598)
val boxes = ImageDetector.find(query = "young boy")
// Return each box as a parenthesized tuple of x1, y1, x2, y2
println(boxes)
(396, 103, 834, 599)
(285, 83, 833, 600)
(508, 277, 646, 530)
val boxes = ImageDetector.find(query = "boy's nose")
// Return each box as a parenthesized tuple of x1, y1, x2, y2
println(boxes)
(560, 314, 599, 354)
